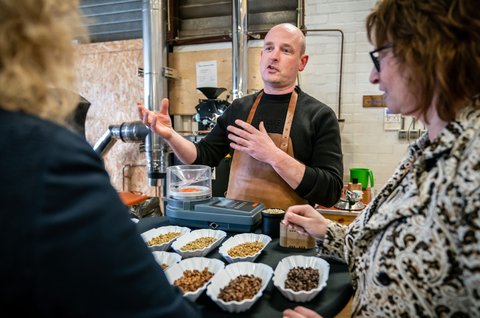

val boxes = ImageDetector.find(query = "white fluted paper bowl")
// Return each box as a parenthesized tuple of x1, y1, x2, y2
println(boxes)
(165, 257, 225, 302)
(151, 251, 182, 270)
(141, 225, 191, 251)
(206, 262, 273, 313)
(273, 255, 330, 302)
(218, 233, 272, 263)
(171, 229, 227, 258)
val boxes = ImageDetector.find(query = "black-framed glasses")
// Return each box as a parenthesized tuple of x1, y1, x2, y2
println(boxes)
(369, 43, 393, 72)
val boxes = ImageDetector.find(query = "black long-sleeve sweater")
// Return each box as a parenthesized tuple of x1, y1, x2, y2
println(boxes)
(0, 109, 200, 317)
(194, 87, 343, 207)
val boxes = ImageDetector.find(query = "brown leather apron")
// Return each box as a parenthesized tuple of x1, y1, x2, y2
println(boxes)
(226, 90, 308, 210)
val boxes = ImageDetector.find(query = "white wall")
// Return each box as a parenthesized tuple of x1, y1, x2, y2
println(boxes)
(303, 0, 412, 190)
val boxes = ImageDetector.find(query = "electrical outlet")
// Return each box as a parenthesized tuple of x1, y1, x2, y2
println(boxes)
(398, 130, 407, 140)
(408, 130, 419, 139)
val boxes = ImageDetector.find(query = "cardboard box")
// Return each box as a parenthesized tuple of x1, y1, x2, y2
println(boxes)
(279, 222, 315, 249)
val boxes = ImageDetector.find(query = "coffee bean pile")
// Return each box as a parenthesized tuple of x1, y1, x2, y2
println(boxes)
(174, 267, 214, 293)
(262, 208, 285, 214)
(180, 237, 217, 251)
(227, 241, 264, 257)
(284, 267, 319, 292)
(218, 274, 262, 302)
(147, 232, 181, 246)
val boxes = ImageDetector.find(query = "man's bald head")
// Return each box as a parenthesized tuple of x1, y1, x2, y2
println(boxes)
(266, 23, 306, 55)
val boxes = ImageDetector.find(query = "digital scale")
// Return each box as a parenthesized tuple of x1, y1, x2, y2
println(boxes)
(164, 165, 264, 232)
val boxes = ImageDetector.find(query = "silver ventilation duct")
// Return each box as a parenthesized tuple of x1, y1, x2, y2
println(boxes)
(142, 0, 169, 186)
(232, 0, 248, 100)
(93, 121, 150, 157)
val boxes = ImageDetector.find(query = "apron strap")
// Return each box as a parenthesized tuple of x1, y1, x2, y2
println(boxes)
(245, 90, 298, 153)
(280, 90, 297, 152)
(246, 91, 263, 124)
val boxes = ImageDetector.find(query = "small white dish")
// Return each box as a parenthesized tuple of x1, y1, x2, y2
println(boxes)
(206, 262, 273, 313)
(151, 251, 182, 270)
(219, 233, 272, 263)
(171, 229, 227, 258)
(165, 257, 225, 302)
(141, 225, 191, 251)
(273, 255, 330, 302)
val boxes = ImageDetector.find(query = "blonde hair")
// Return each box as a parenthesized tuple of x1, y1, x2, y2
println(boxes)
(0, 0, 88, 123)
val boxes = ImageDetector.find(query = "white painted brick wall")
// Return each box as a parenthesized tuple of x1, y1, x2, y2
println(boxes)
(303, 0, 409, 191)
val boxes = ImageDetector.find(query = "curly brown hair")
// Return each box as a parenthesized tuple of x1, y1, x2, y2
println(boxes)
(366, 0, 480, 122)
(0, 0, 88, 123)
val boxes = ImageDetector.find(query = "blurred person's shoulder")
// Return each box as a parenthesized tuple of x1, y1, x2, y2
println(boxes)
(0, 109, 96, 160)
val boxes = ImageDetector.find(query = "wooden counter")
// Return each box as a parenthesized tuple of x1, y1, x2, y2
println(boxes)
(316, 206, 362, 225)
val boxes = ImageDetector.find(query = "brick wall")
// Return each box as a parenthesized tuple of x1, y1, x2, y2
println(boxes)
(304, 0, 412, 191)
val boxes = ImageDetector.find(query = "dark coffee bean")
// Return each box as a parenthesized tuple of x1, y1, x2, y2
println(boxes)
(218, 274, 262, 302)
(284, 267, 320, 292)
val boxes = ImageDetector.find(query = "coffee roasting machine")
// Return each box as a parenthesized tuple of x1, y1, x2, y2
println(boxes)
(193, 87, 230, 132)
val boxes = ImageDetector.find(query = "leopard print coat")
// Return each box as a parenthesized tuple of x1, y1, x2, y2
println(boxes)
(319, 100, 480, 317)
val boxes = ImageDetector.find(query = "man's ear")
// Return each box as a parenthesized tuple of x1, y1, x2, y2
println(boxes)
(298, 54, 309, 72)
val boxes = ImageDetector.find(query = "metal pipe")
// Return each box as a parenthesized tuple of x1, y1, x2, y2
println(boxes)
(122, 164, 147, 192)
(298, 0, 305, 30)
(93, 121, 150, 157)
(301, 28, 345, 122)
(110, 121, 150, 142)
(142, 0, 169, 186)
(93, 129, 115, 157)
(232, 0, 248, 100)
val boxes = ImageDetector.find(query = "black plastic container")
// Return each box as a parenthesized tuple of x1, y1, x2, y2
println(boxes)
(261, 208, 286, 238)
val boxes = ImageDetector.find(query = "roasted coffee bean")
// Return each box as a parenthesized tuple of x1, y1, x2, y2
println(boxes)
(227, 241, 264, 258)
(174, 267, 214, 293)
(180, 236, 217, 251)
(218, 274, 262, 302)
(284, 267, 319, 292)
(147, 232, 182, 246)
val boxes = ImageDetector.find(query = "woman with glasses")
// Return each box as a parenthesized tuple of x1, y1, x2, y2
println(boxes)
(283, 0, 480, 317)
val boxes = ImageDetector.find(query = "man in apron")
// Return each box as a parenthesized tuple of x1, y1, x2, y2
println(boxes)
(138, 23, 343, 210)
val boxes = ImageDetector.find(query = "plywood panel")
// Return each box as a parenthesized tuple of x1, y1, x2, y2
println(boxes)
(169, 47, 263, 115)
(75, 39, 156, 196)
